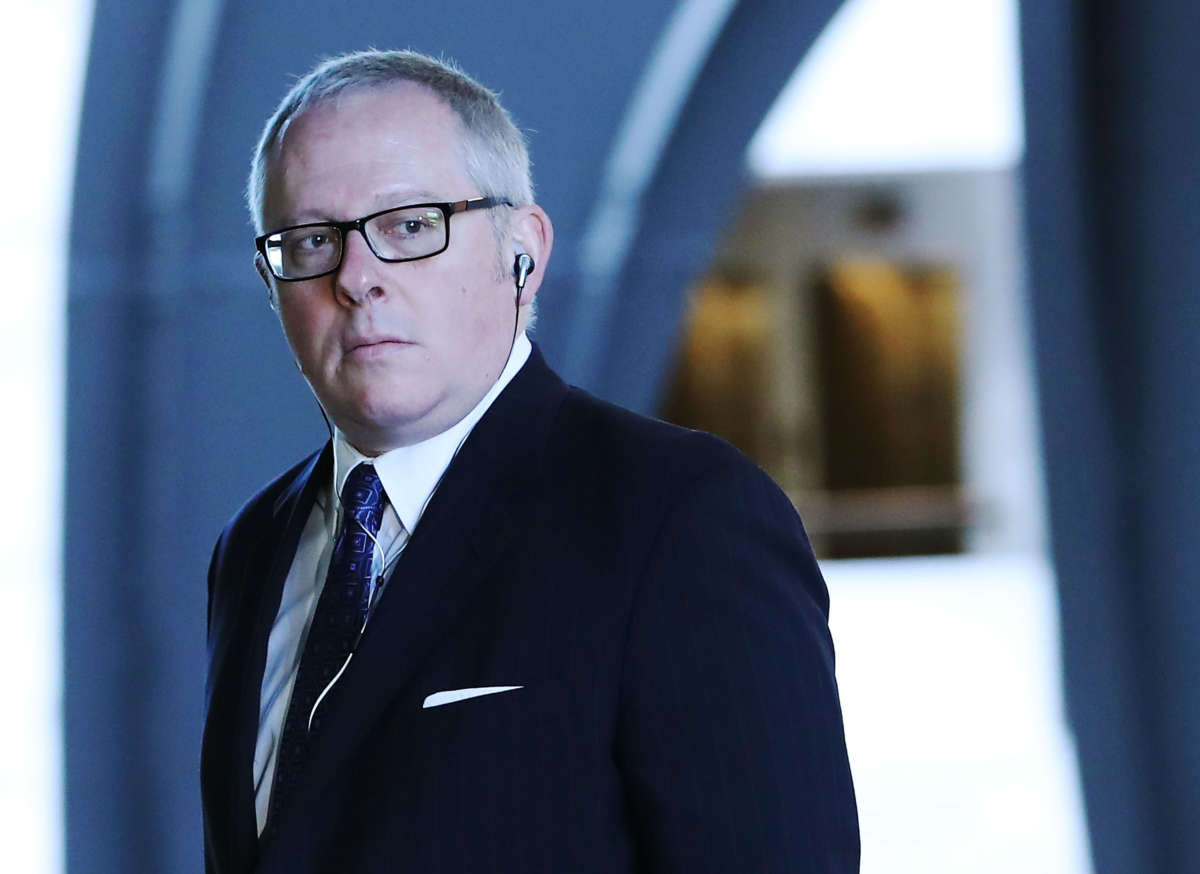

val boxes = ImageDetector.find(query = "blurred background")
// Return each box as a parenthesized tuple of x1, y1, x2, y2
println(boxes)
(6, 0, 1199, 871)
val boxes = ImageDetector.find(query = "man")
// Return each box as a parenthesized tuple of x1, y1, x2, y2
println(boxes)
(203, 49, 858, 874)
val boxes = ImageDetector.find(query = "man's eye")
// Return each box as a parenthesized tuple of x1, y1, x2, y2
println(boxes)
(378, 211, 442, 238)
(379, 216, 427, 234)
(380, 216, 432, 237)
(296, 232, 330, 250)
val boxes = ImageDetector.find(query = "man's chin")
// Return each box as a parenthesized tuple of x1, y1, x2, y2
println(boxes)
(330, 396, 451, 453)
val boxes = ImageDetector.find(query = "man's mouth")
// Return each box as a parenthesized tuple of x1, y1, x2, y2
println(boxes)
(346, 336, 412, 358)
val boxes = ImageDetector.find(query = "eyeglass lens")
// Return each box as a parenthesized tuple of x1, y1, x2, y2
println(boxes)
(264, 205, 448, 280)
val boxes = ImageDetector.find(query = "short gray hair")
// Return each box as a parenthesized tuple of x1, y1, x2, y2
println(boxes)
(247, 49, 534, 233)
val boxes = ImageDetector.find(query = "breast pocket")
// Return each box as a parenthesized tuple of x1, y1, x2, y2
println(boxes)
(421, 685, 525, 710)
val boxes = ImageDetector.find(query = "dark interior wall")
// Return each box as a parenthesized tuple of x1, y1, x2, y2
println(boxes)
(1020, 2, 1200, 872)
(65, 3, 204, 871)
(63, 1, 840, 871)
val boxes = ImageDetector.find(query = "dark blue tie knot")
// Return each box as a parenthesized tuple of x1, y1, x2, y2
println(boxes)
(332, 463, 387, 623)
(340, 463, 386, 530)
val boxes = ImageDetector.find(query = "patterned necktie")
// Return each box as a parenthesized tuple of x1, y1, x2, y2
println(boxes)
(265, 462, 387, 837)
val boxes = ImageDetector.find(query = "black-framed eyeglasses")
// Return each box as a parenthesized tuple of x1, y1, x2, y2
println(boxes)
(255, 196, 511, 282)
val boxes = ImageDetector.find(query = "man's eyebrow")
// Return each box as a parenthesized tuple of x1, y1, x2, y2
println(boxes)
(278, 190, 445, 226)
(369, 188, 442, 209)
(270, 190, 446, 229)
(278, 208, 335, 225)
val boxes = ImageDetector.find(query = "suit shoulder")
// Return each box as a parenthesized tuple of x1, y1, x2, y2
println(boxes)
(554, 385, 767, 490)
(216, 448, 323, 546)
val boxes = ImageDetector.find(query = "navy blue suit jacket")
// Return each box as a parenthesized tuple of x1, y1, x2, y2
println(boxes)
(202, 346, 859, 873)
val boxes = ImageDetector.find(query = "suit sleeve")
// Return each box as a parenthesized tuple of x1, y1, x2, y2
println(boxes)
(616, 462, 859, 873)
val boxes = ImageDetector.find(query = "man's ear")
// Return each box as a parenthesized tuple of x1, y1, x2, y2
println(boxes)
(508, 204, 554, 306)
(254, 251, 279, 310)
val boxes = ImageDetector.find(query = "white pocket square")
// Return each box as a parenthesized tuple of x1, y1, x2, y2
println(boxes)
(422, 686, 524, 709)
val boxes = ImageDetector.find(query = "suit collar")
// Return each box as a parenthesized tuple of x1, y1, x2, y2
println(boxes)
(271, 445, 328, 517)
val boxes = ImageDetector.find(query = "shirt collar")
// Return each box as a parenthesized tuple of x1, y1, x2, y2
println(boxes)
(331, 332, 532, 535)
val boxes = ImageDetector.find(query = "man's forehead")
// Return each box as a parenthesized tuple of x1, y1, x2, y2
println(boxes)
(262, 85, 472, 223)
(274, 82, 461, 155)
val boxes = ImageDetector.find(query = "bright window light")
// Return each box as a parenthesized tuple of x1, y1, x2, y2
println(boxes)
(0, 2, 93, 873)
(749, 0, 1025, 176)
(825, 555, 1092, 874)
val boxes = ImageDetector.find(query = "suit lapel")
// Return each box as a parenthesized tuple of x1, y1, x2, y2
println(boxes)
(263, 348, 567, 856)
(203, 444, 331, 874)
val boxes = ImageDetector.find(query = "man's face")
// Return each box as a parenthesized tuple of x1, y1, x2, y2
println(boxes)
(260, 84, 525, 453)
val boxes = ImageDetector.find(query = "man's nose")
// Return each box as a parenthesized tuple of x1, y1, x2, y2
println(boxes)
(334, 228, 387, 305)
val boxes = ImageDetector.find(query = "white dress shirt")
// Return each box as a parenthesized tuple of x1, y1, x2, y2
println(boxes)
(253, 333, 532, 834)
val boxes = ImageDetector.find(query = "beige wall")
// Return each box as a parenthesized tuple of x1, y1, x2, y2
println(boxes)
(709, 168, 1044, 552)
